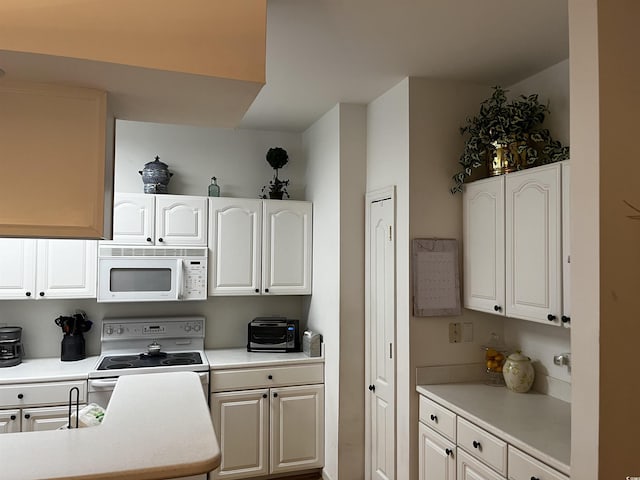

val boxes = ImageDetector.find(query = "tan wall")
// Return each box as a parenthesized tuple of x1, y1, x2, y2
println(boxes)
(597, 1, 640, 478)
(0, 0, 265, 83)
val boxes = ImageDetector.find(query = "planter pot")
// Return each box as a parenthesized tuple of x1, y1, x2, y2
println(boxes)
(488, 141, 528, 177)
(269, 191, 284, 200)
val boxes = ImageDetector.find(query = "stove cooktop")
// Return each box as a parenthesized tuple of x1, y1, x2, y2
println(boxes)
(96, 351, 203, 371)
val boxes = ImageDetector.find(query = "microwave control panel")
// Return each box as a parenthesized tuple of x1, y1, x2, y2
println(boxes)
(183, 259, 207, 299)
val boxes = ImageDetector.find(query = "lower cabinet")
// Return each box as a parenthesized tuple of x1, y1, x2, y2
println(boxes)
(418, 393, 569, 480)
(0, 380, 87, 433)
(210, 363, 324, 480)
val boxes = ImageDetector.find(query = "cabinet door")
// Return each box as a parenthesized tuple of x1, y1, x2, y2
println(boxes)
(418, 423, 455, 480)
(270, 384, 324, 474)
(210, 389, 269, 480)
(561, 162, 571, 328)
(22, 405, 85, 432)
(0, 238, 37, 299)
(463, 177, 505, 315)
(155, 195, 208, 246)
(111, 193, 155, 245)
(0, 409, 21, 433)
(208, 198, 262, 295)
(262, 201, 312, 295)
(505, 164, 562, 324)
(457, 449, 505, 480)
(36, 240, 97, 299)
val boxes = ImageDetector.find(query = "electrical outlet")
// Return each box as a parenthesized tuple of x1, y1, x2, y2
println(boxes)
(449, 323, 461, 343)
(462, 322, 473, 342)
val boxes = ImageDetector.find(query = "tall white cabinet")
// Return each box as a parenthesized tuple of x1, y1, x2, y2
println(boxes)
(462, 162, 569, 326)
(0, 238, 97, 299)
(208, 198, 312, 295)
(110, 193, 207, 246)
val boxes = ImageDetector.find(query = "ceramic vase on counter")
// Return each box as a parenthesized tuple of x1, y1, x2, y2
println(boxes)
(502, 351, 535, 393)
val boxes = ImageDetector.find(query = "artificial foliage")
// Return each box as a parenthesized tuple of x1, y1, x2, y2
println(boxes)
(261, 147, 290, 199)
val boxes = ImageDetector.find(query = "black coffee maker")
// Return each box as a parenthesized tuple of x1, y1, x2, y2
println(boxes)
(54, 312, 92, 362)
(0, 326, 23, 367)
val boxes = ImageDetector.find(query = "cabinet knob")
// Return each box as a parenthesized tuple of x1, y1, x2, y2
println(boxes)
(25, 291, 31, 297)
(262, 394, 267, 399)
(268, 375, 273, 380)
(430, 414, 438, 423)
(24, 414, 30, 419)
(10, 415, 16, 420)
(547, 314, 556, 321)
(273, 392, 278, 398)
(264, 288, 269, 293)
(368, 384, 376, 392)
(146, 237, 152, 242)
(445, 448, 453, 457)
(561, 315, 571, 324)
(472, 440, 481, 449)
(531, 477, 540, 480)
(158, 237, 164, 243)
(17, 393, 23, 399)
(39, 292, 45, 297)
(255, 289, 259, 293)
(493, 305, 502, 312)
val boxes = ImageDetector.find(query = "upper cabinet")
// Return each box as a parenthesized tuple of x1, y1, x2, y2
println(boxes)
(110, 193, 207, 246)
(0, 1, 266, 127)
(0, 82, 113, 239)
(0, 238, 97, 300)
(463, 162, 569, 326)
(209, 199, 312, 295)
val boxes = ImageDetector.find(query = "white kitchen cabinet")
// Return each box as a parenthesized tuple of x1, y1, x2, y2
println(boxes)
(111, 193, 207, 246)
(561, 162, 571, 328)
(457, 449, 505, 480)
(210, 363, 324, 479)
(211, 389, 269, 479)
(463, 163, 568, 325)
(0, 238, 96, 300)
(208, 199, 312, 295)
(462, 176, 505, 314)
(419, 422, 456, 480)
(0, 380, 87, 434)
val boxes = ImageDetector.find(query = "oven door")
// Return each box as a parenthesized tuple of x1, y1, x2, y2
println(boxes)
(97, 257, 182, 302)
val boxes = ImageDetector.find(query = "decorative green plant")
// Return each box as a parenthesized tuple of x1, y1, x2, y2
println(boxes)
(260, 147, 290, 199)
(451, 86, 569, 193)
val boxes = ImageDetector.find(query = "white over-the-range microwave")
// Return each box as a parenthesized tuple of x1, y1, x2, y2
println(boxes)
(97, 246, 208, 302)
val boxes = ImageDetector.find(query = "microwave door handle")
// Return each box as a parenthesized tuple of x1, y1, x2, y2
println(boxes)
(176, 259, 183, 300)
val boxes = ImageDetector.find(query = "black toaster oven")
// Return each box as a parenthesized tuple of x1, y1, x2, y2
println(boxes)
(247, 317, 300, 352)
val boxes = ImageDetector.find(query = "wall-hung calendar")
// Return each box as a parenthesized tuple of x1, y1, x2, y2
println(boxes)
(412, 238, 461, 316)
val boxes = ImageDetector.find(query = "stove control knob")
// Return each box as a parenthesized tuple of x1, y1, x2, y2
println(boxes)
(194, 324, 201, 332)
(105, 326, 114, 335)
(184, 324, 192, 332)
(116, 327, 124, 335)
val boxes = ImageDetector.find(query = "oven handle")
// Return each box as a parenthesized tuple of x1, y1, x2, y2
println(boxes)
(89, 379, 119, 388)
(176, 258, 183, 300)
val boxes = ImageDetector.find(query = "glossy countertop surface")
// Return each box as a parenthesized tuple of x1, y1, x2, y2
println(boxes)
(417, 382, 570, 475)
(0, 371, 220, 480)
(0, 357, 99, 384)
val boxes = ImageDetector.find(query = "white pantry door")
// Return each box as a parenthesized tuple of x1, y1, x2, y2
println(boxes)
(366, 187, 396, 480)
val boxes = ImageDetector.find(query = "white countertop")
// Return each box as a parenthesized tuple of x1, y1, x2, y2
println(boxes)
(0, 357, 99, 384)
(0, 371, 221, 480)
(417, 382, 570, 475)
(206, 348, 324, 369)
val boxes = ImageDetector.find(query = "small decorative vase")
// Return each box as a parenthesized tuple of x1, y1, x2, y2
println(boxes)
(502, 351, 535, 393)
(139, 156, 173, 194)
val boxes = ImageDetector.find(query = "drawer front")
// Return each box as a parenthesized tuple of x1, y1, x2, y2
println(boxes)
(508, 447, 569, 480)
(457, 449, 506, 480)
(0, 381, 87, 408)
(457, 416, 507, 475)
(211, 364, 324, 392)
(418, 395, 456, 442)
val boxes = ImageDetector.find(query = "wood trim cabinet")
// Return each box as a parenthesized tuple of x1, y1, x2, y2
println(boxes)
(208, 199, 312, 295)
(110, 193, 207, 246)
(0, 238, 97, 299)
(463, 162, 569, 325)
(210, 363, 324, 479)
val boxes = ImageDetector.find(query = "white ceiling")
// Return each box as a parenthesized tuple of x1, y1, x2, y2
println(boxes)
(239, 0, 569, 132)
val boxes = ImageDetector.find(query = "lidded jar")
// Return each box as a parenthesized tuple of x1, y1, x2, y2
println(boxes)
(502, 351, 535, 393)
(139, 155, 173, 194)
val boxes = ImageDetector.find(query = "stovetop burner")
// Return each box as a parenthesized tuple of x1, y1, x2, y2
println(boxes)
(97, 351, 203, 371)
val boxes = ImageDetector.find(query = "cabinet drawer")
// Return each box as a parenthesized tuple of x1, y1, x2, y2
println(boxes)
(418, 395, 456, 442)
(0, 381, 86, 408)
(457, 449, 506, 480)
(211, 364, 324, 392)
(508, 446, 569, 480)
(457, 417, 507, 475)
